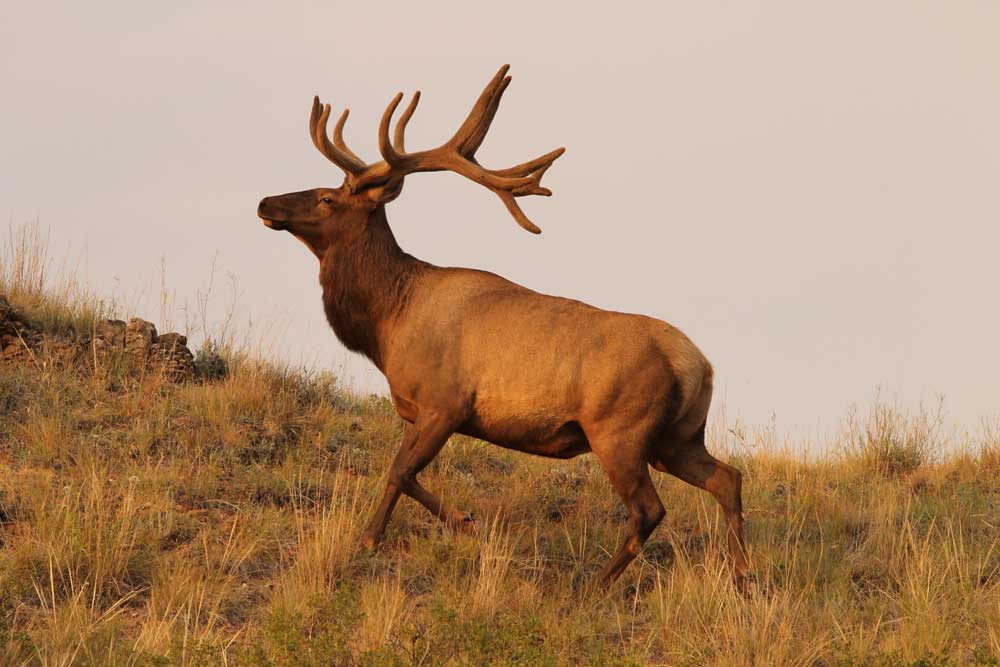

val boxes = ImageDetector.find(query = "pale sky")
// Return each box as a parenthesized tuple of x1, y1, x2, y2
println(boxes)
(2, 1, 998, 437)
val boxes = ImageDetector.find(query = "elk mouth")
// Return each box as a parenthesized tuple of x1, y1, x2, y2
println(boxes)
(260, 218, 287, 231)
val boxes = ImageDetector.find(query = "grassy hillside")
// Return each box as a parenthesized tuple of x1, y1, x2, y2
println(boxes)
(1, 228, 999, 666)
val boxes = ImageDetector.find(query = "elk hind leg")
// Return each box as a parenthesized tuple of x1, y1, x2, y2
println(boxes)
(653, 427, 749, 586)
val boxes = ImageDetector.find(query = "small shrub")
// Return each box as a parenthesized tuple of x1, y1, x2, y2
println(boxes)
(0, 371, 32, 419)
(194, 340, 229, 382)
(847, 398, 944, 476)
(243, 586, 360, 667)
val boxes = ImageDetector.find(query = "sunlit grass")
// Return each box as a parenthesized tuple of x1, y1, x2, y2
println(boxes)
(2, 225, 999, 665)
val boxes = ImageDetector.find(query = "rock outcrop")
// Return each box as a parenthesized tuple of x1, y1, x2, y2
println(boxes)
(0, 296, 39, 361)
(0, 295, 196, 382)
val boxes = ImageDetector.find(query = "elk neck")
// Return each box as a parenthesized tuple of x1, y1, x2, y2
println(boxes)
(318, 205, 426, 370)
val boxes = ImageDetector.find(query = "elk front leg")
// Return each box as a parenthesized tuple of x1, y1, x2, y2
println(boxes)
(360, 414, 465, 550)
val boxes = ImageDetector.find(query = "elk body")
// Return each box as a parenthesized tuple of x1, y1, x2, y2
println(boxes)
(258, 66, 748, 586)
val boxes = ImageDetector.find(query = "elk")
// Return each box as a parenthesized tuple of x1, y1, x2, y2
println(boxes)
(257, 66, 748, 587)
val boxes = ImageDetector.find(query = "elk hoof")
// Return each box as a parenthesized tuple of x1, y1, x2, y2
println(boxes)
(450, 512, 477, 535)
(733, 571, 755, 596)
(360, 531, 380, 552)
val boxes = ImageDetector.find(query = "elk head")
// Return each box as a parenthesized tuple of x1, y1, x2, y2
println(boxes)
(257, 65, 565, 258)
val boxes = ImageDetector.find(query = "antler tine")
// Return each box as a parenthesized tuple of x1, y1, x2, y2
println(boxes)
(333, 109, 364, 164)
(310, 97, 368, 175)
(492, 147, 566, 179)
(393, 91, 421, 153)
(448, 64, 511, 155)
(460, 75, 511, 158)
(308, 96, 322, 149)
(486, 144, 564, 232)
(497, 191, 543, 234)
(378, 92, 407, 167)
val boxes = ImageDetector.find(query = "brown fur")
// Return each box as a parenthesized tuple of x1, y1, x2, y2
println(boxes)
(257, 67, 748, 587)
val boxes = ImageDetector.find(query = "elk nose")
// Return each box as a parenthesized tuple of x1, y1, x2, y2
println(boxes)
(257, 198, 270, 216)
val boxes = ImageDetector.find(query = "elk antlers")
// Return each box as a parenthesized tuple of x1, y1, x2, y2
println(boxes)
(309, 65, 565, 234)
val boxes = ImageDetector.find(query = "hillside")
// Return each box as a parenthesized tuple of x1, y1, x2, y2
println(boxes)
(1, 243, 999, 665)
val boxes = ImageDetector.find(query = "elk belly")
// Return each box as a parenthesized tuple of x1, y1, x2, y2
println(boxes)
(457, 411, 591, 459)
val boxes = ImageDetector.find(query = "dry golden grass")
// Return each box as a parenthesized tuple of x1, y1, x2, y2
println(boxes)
(1, 226, 999, 666)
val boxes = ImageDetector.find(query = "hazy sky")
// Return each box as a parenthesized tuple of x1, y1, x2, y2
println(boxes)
(2, 1, 998, 436)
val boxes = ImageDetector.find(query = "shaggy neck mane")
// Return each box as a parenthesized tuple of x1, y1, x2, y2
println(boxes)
(319, 205, 425, 369)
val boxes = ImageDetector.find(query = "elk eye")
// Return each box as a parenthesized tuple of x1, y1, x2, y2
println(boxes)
(321, 197, 334, 205)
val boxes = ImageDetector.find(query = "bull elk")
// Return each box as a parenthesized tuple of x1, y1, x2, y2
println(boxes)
(257, 66, 748, 586)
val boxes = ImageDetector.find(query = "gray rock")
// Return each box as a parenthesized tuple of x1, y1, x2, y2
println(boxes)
(153, 332, 196, 381)
(125, 318, 158, 365)
(95, 320, 127, 347)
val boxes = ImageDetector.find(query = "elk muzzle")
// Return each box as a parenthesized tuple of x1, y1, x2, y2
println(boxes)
(257, 196, 288, 230)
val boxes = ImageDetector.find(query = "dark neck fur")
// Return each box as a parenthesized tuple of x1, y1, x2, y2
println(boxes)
(319, 206, 425, 369)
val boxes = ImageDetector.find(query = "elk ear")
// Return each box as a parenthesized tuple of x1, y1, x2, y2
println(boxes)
(360, 180, 405, 205)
